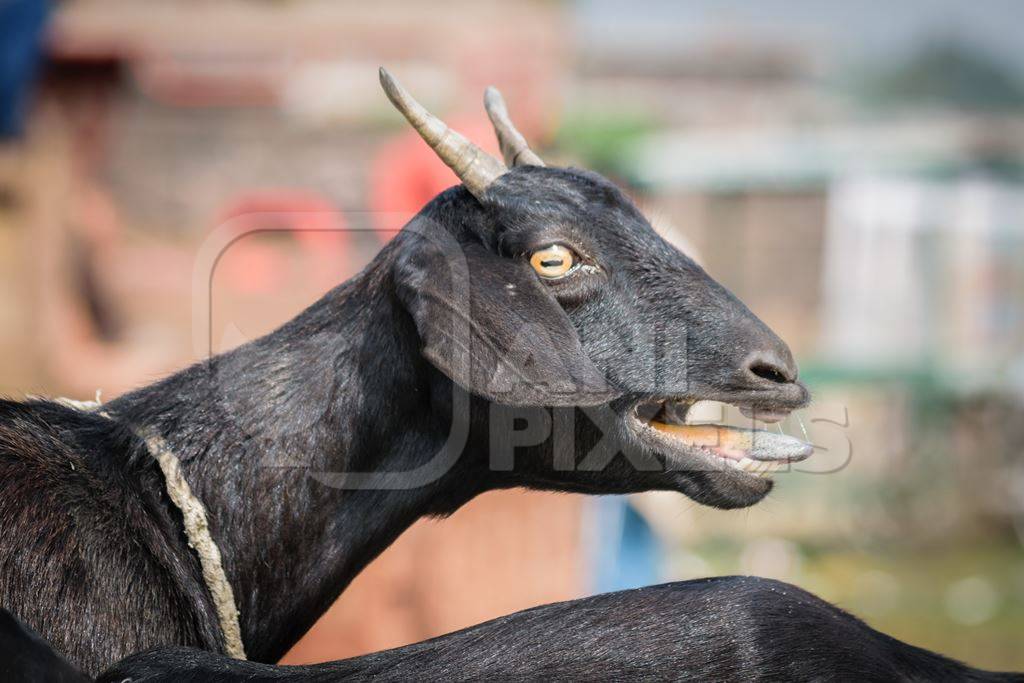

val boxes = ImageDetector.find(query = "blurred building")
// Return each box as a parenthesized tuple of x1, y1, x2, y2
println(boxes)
(569, 0, 1024, 544)
(569, 1, 1024, 667)
(1, 0, 1023, 672)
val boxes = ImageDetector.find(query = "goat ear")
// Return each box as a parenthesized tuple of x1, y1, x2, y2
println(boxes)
(394, 236, 618, 407)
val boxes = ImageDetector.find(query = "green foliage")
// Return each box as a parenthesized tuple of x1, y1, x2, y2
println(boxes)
(686, 539, 1024, 671)
(859, 41, 1024, 111)
(555, 110, 656, 179)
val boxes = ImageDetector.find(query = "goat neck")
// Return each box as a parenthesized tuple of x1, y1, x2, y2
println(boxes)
(107, 248, 483, 663)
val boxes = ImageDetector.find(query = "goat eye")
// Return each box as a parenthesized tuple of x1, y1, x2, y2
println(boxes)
(529, 244, 576, 279)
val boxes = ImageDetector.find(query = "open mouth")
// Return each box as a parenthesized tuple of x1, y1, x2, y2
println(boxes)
(627, 398, 814, 480)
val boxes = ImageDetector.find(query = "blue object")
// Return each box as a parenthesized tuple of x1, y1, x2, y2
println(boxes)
(0, 0, 49, 139)
(590, 495, 661, 593)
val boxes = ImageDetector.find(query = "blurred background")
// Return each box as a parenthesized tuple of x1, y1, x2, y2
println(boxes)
(1, 0, 1023, 671)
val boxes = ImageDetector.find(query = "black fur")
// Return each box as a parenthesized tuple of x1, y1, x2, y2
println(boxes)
(0, 607, 89, 682)
(99, 578, 1023, 682)
(4, 578, 1021, 682)
(2, 166, 810, 673)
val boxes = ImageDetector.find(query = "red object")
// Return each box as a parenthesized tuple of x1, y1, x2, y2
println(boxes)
(369, 116, 507, 243)
(214, 190, 348, 293)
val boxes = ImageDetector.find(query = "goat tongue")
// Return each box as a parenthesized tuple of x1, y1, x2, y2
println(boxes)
(649, 422, 813, 463)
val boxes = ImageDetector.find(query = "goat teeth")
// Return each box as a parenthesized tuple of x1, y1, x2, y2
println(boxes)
(729, 457, 783, 478)
(648, 422, 812, 464)
(737, 457, 759, 473)
(685, 400, 729, 425)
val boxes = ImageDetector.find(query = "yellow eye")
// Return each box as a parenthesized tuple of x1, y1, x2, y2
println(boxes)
(530, 244, 576, 279)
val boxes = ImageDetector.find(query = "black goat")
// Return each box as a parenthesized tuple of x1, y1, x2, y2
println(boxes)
(0, 609, 88, 683)
(2, 578, 1021, 682)
(1, 70, 816, 673)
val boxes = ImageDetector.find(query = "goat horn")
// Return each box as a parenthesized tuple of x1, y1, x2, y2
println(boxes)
(483, 86, 545, 167)
(379, 67, 507, 200)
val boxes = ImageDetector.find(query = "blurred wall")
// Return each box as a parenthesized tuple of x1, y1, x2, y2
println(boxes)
(1, 0, 1023, 672)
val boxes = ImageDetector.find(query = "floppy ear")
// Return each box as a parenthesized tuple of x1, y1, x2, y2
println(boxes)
(394, 236, 618, 407)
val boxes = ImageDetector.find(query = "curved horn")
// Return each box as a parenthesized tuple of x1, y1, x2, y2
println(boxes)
(379, 67, 506, 200)
(483, 86, 545, 167)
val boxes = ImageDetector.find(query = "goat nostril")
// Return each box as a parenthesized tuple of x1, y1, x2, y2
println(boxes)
(748, 360, 794, 385)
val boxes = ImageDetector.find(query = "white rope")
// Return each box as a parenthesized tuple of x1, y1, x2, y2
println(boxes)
(53, 395, 247, 660)
(139, 428, 247, 660)
(49, 390, 106, 414)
